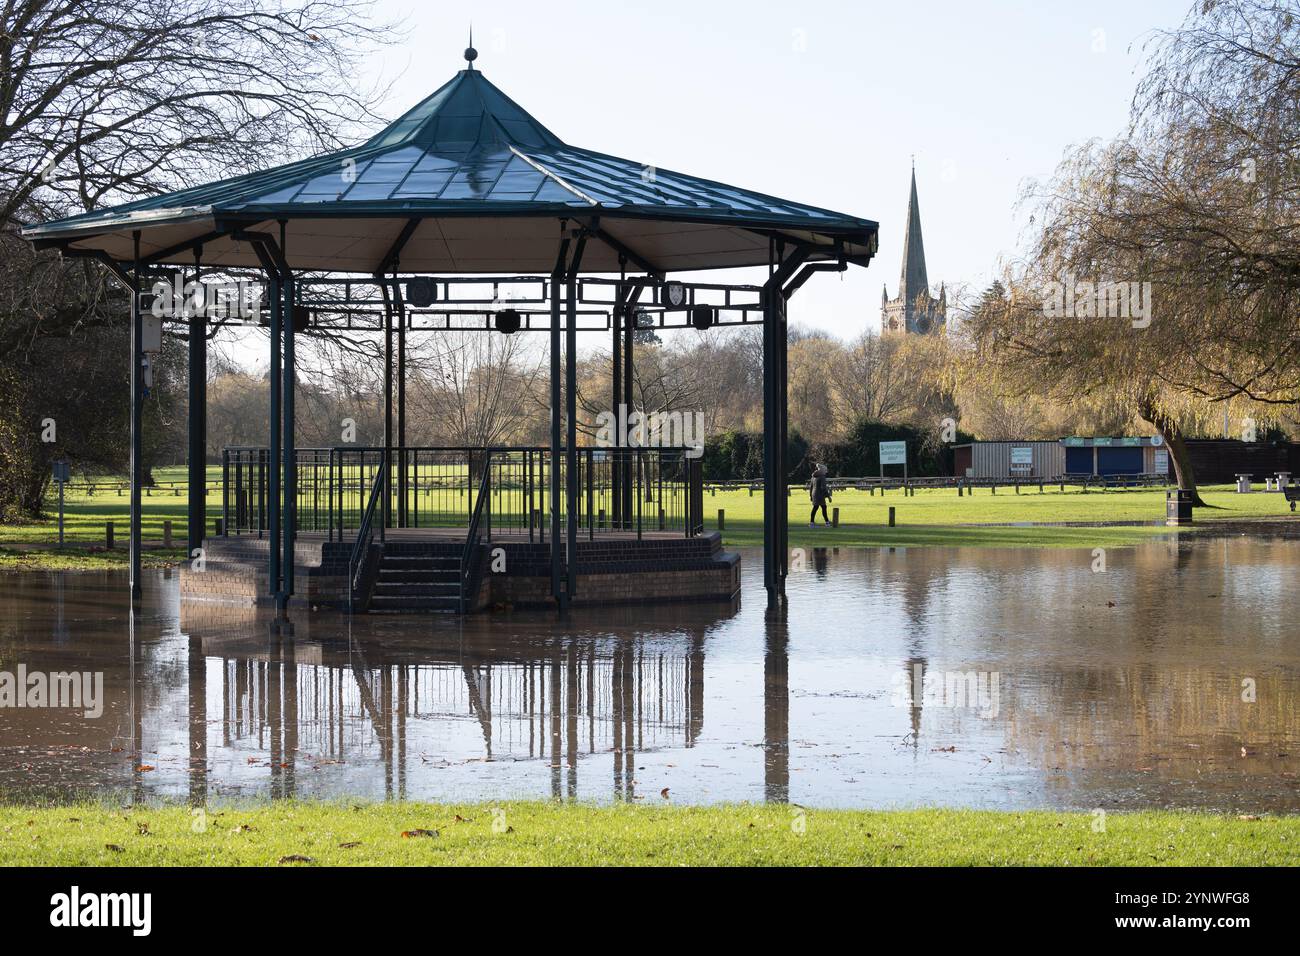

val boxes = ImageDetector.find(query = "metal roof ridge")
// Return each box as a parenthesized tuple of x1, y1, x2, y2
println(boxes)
(507, 146, 598, 207)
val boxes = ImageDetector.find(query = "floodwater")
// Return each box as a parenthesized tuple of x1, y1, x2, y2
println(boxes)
(2, 532, 1299, 812)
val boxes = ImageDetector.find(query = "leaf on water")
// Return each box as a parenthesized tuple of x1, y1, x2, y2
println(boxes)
(401, 828, 439, 839)
(136, 764, 155, 772)
(660, 788, 670, 799)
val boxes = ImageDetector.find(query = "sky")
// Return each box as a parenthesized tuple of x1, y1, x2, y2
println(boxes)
(370, 0, 1192, 329)
(222, 0, 1196, 366)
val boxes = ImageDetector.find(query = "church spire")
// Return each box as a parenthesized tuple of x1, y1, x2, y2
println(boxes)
(898, 165, 929, 302)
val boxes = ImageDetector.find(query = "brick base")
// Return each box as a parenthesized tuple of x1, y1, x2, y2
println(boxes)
(181, 532, 740, 611)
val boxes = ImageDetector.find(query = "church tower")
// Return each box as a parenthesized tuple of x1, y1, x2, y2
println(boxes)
(881, 167, 946, 335)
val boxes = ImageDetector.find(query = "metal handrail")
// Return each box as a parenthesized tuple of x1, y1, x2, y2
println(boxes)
(347, 448, 388, 613)
(459, 451, 491, 614)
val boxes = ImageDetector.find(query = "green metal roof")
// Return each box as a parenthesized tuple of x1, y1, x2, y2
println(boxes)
(23, 66, 878, 274)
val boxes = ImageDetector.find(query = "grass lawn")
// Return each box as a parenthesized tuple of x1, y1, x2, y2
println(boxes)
(2, 468, 1295, 570)
(0, 802, 1295, 866)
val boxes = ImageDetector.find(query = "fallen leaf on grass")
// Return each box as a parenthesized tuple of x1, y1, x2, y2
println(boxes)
(401, 829, 439, 839)
(105, 844, 125, 853)
(338, 841, 362, 849)
(278, 855, 314, 864)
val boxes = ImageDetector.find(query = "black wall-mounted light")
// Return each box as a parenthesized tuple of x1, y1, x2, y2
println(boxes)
(494, 308, 521, 334)
(690, 305, 715, 330)
(292, 305, 312, 332)
(662, 280, 687, 309)
(406, 277, 437, 308)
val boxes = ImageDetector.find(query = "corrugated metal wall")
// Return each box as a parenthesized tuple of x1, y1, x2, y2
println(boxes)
(964, 442, 1067, 479)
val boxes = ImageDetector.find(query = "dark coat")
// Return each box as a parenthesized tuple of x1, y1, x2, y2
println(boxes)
(809, 472, 831, 504)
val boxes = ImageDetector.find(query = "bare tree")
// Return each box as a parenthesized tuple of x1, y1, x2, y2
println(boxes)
(408, 332, 544, 448)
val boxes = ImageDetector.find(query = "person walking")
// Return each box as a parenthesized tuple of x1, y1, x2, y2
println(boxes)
(808, 462, 832, 527)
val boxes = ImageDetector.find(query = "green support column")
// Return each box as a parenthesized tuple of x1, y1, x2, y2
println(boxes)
(129, 231, 143, 599)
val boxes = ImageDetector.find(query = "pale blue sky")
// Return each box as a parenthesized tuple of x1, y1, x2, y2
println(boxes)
(351, 0, 1192, 340)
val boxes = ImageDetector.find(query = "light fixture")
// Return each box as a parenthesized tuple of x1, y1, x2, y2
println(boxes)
(406, 277, 436, 308)
(494, 309, 521, 334)
(690, 305, 715, 330)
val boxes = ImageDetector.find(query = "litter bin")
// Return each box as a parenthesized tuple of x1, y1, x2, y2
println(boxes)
(1166, 488, 1194, 526)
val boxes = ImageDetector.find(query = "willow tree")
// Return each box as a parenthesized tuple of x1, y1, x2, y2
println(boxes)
(0, 0, 396, 516)
(967, 0, 1300, 505)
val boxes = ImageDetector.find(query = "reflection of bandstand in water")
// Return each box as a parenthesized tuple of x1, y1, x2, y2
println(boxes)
(191, 619, 707, 801)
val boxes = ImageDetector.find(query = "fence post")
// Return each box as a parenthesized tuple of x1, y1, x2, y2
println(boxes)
(221, 448, 230, 539)
(832, 507, 839, 528)
(888, 507, 895, 527)
(106, 521, 114, 549)
(717, 508, 725, 530)
(163, 520, 172, 548)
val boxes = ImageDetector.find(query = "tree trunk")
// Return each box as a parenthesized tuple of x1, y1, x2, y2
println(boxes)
(1137, 395, 1207, 507)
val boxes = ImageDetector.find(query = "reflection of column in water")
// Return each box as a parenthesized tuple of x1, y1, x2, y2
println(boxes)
(129, 605, 145, 804)
(187, 632, 207, 806)
(587, 645, 597, 755)
(905, 656, 927, 753)
(283, 639, 298, 799)
(222, 657, 231, 747)
(567, 642, 579, 800)
(268, 652, 281, 799)
(396, 664, 407, 800)
(380, 665, 393, 800)
(551, 650, 562, 800)
(686, 632, 705, 746)
(764, 606, 790, 804)
(612, 647, 623, 799)
(623, 643, 635, 799)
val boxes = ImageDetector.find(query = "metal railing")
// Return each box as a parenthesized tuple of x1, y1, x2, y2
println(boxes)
(460, 451, 492, 614)
(221, 445, 704, 540)
(347, 449, 387, 613)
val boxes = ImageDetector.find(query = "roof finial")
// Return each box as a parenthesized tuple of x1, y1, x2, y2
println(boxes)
(464, 25, 478, 69)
